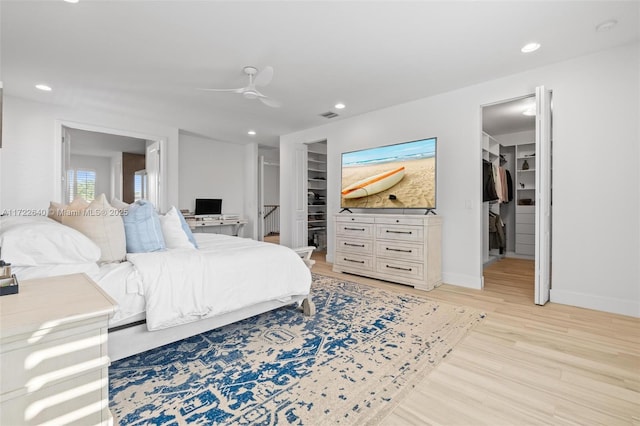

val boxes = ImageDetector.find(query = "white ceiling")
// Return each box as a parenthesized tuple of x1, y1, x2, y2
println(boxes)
(483, 96, 536, 136)
(2, 1, 638, 147)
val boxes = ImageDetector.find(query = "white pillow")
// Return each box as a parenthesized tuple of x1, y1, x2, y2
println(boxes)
(0, 217, 101, 266)
(160, 206, 196, 249)
(62, 194, 127, 263)
(111, 198, 129, 210)
(12, 263, 100, 281)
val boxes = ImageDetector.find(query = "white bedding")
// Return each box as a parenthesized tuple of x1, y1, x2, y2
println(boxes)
(123, 234, 311, 331)
(87, 261, 145, 327)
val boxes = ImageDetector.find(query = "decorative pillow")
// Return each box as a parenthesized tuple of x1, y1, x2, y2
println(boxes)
(47, 201, 65, 223)
(159, 207, 196, 249)
(0, 216, 101, 266)
(111, 198, 129, 210)
(62, 194, 127, 263)
(123, 200, 166, 253)
(176, 209, 198, 249)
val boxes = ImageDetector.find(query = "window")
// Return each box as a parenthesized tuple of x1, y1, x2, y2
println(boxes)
(67, 168, 96, 203)
(134, 171, 147, 201)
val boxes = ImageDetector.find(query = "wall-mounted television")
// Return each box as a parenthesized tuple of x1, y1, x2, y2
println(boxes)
(195, 198, 222, 216)
(341, 137, 436, 210)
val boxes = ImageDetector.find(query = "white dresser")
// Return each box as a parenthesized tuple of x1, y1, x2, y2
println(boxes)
(515, 205, 535, 256)
(0, 273, 117, 425)
(333, 213, 442, 291)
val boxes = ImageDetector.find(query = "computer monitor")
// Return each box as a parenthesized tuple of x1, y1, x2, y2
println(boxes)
(195, 198, 222, 216)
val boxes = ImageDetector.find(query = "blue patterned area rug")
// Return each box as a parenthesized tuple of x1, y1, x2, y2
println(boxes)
(109, 274, 484, 425)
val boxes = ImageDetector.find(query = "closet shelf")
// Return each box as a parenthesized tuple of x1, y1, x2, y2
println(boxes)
(517, 169, 536, 173)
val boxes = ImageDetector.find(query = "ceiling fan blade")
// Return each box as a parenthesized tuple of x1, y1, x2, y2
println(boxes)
(259, 96, 282, 108)
(254, 66, 274, 87)
(197, 87, 245, 93)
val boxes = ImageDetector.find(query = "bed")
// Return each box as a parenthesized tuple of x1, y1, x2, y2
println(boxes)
(0, 215, 314, 361)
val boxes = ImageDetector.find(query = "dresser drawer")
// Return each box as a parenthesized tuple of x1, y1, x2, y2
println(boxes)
(516, 205, 535, 214)
(375, 216, 424, 226)
(335, 222, 374, 238)
(376, 241, 423, 262)
(376, 224, 423, 242)
(336, 215, 375, 224)
(518, 223, 535, 235)
(516, 233, 535, 245)
(334, 252, 374, 270)
(1, 324, 106, 393)
(0, 369, 109, 425)
(516, 243, 535, 256)
(516, 213, 535, 225)
(336, 237, 373, 255)
(376, 259, 423, 281)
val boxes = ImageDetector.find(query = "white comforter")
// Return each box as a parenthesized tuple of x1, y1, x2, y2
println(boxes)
(126, 234, 312, 331)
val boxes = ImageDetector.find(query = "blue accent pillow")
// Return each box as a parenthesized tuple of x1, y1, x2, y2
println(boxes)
(176, 209, 198, 248)
(123, 200, 166, 253)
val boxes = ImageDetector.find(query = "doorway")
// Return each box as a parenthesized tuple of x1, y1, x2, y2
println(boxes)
(57, 121, 166, 210)
(481, 88, 552, 305)
(258, 146, 281, 243)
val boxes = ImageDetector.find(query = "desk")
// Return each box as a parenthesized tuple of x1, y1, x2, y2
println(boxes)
(187, 218, 248, 237)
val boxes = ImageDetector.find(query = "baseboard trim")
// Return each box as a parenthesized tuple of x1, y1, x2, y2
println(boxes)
(550, 289, 639, 318)
(442, 272, 482, 290)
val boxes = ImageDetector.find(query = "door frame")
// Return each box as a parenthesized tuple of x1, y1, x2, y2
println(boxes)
(54, 120, 167, 210)
(479, 88, 553, 304)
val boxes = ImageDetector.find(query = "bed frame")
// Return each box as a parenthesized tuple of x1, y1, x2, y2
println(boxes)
(108, 294, 315, 361)
(108, 246, 317, 361)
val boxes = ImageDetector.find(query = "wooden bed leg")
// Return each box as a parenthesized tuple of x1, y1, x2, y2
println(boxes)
(302, 297, 316, 316)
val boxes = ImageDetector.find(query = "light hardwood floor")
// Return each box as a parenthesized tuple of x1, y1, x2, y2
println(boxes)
(310, 252, 639, 425)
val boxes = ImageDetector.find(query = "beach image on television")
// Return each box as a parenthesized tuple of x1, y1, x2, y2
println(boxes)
(341, 138, 436, 209)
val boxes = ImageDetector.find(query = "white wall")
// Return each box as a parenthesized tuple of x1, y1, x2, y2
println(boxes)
(0, 96, 179, 211)
(281, 43, 639, 317)
(70, 154, 111, 199)
(493, 129, 535, 146)
(178, 133, 258, 237)
(68, 127, 146, 156)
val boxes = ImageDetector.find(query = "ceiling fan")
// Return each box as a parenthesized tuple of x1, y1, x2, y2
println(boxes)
(198, 66, 282, 108)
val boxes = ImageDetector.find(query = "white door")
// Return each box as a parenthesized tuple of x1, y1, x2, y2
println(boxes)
(257, 155, 265, 241)
(535, 86, 552, 305)
(146, 141, 161, 209)
(61, 126, 72, 203)
(293, 143, 309, 248)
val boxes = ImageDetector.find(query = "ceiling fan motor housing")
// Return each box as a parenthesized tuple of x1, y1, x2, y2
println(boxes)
(243, 91, 259, 100)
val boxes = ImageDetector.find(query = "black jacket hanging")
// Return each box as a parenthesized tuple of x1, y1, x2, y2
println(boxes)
(483, 160, 499, 202)
(506, 170, 513, 202)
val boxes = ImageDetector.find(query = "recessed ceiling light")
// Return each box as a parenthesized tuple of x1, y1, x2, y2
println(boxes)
(334, 103, 346, 109)
(522, 107, 536, 116)
(596, 19, 618, 32)
(64, 0, 79, 3)
(35, 84, 52, 91)
(521, 42, 541, 53)
(247, 130, 256, 136)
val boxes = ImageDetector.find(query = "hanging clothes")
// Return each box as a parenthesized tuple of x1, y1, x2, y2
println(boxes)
(493, 164, 503, 203)
(506, 169, 513, 202)
(499, 166, 508, 202)
(488, 212, 506, 252)
(483, 160, 499, 202)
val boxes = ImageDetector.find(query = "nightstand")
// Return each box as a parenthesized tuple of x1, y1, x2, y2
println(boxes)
(0, 273, 118, 425)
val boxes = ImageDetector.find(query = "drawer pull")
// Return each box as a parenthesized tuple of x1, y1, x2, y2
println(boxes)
(344, 243, 365, 248)
(386, 248, 412, 253)
(386, 230, 412, 234)
(345, 227, 366, 231)
(386, 265, 412, 272)
(344, 258, 365, 264)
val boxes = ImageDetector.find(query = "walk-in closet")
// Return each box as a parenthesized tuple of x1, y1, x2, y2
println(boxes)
(482, 96, 537, 294)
